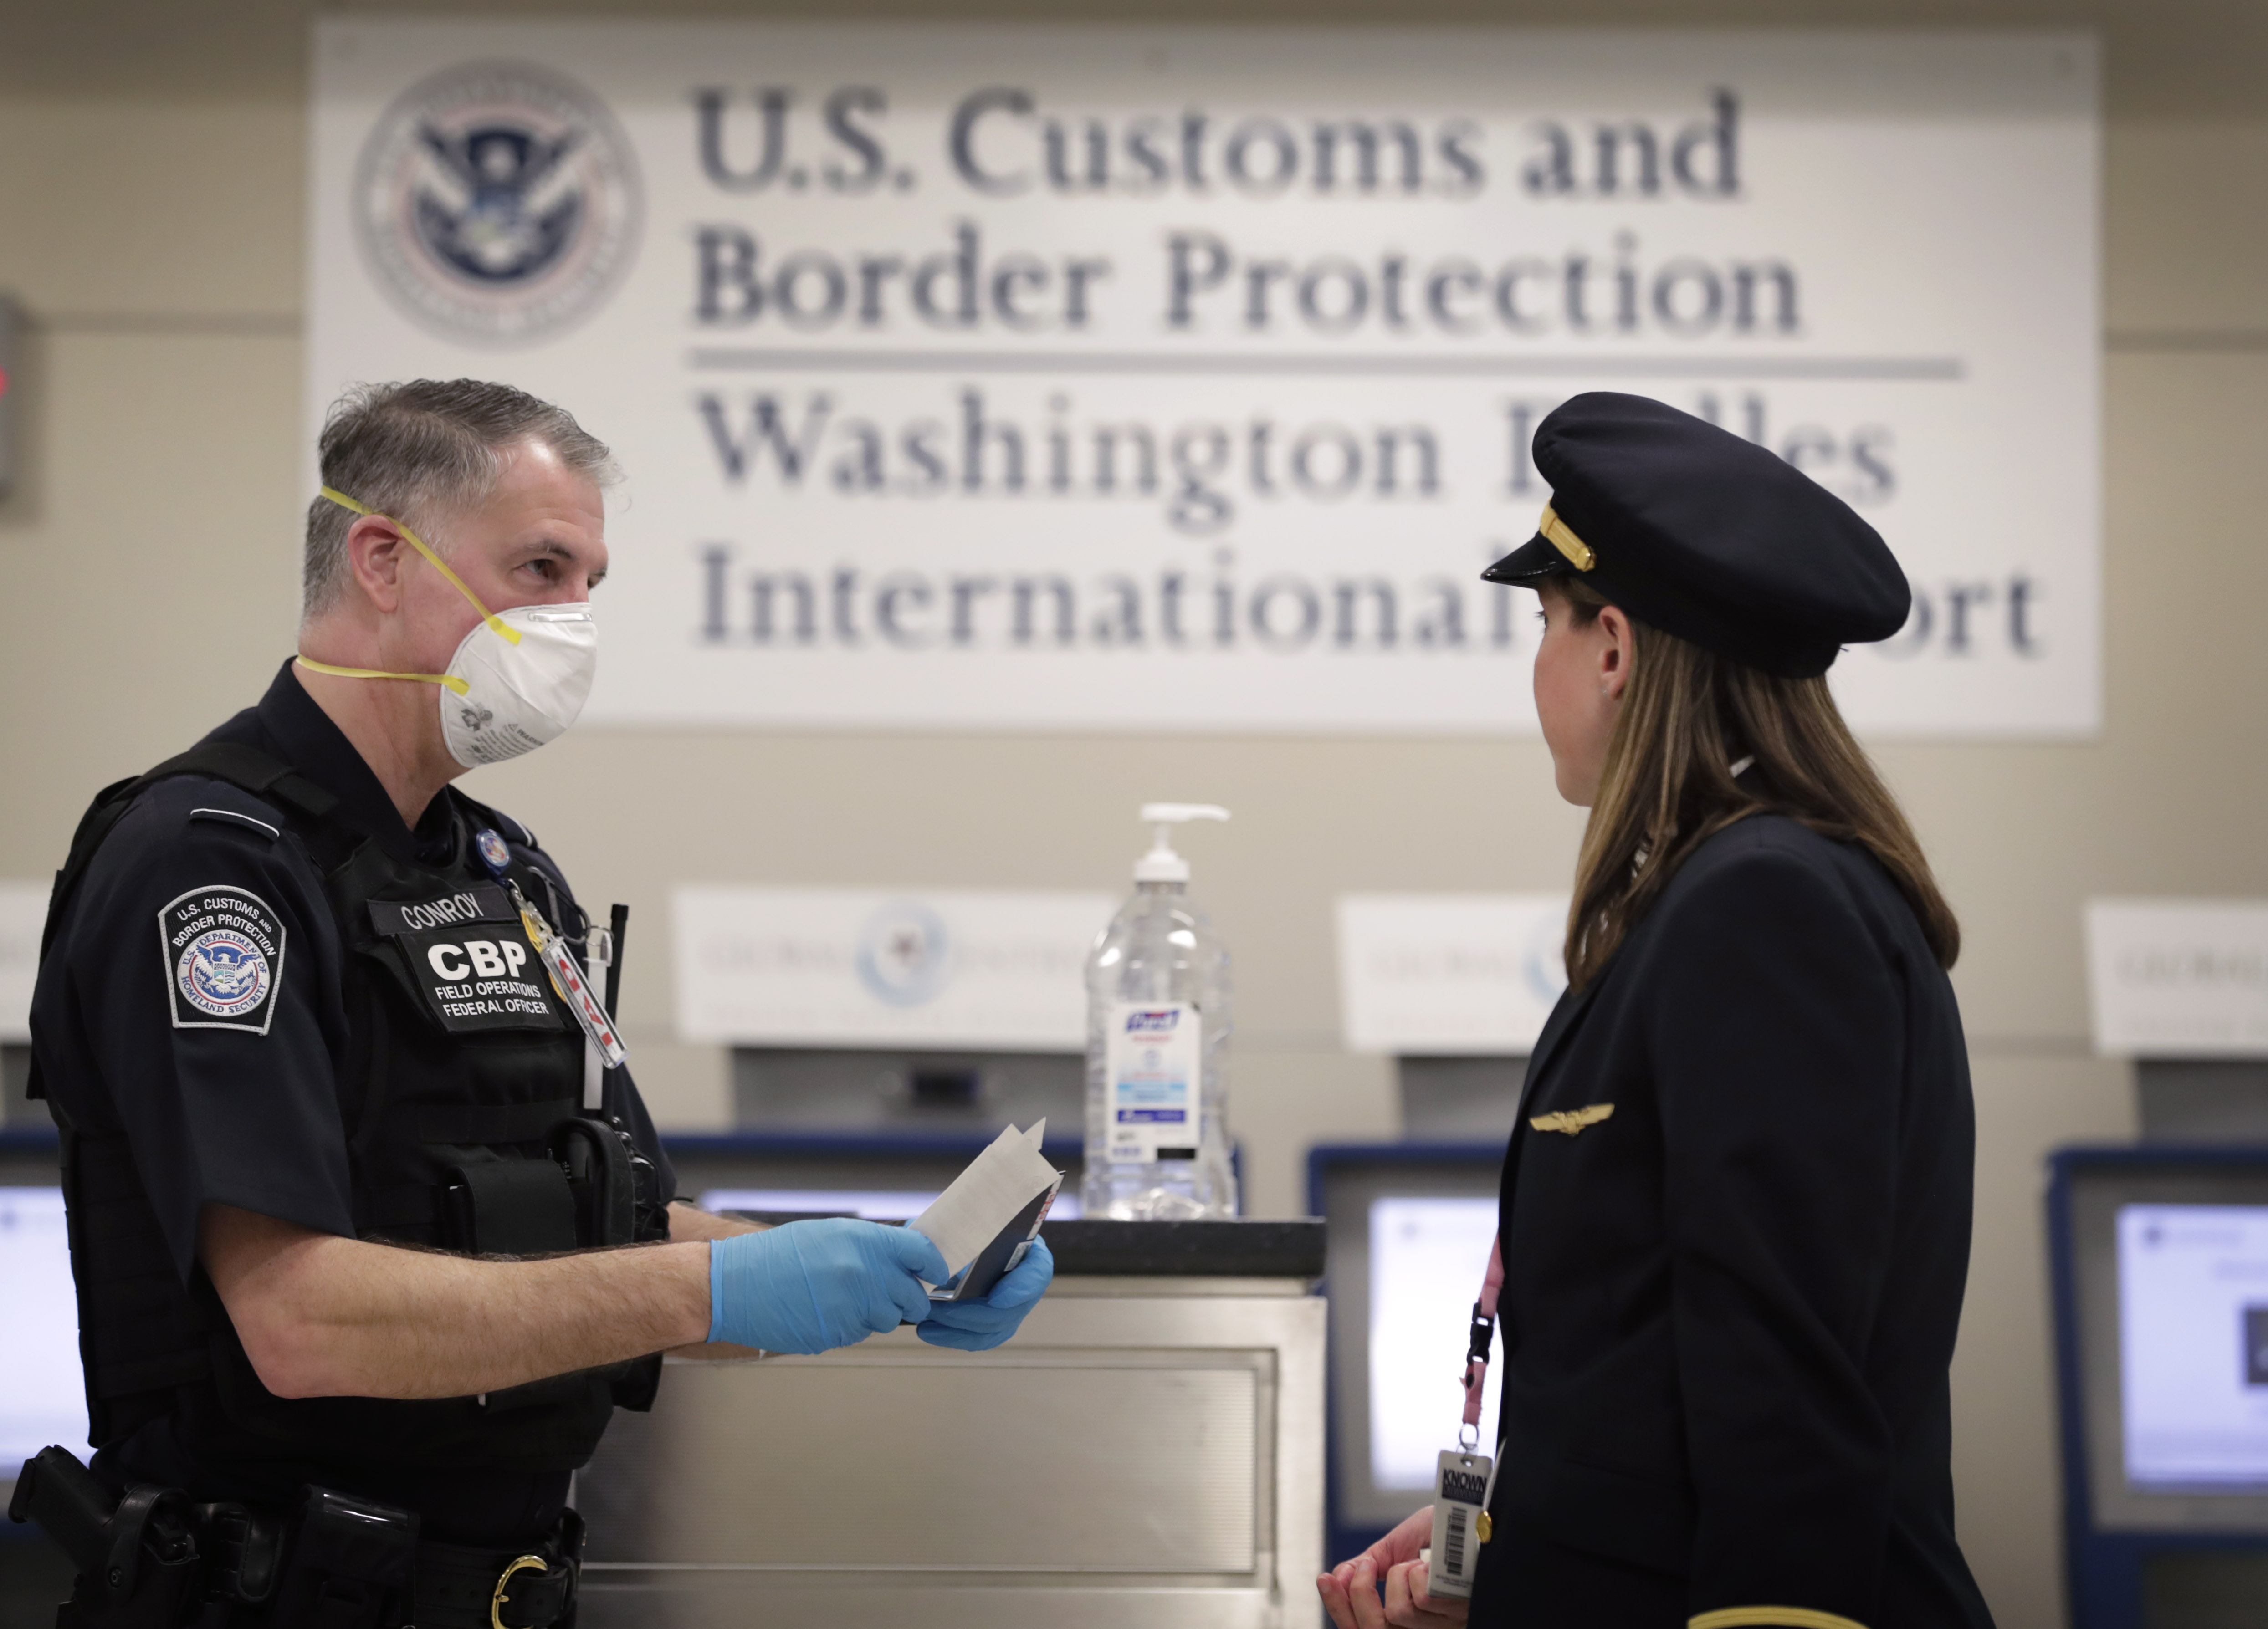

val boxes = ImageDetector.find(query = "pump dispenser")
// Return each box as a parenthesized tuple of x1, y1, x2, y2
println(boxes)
(1133, 803, 1219, 883)
(1082, 804, 1238, 1220)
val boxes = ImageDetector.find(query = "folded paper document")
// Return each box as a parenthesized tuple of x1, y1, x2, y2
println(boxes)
(907, 1121, 1063, 1302)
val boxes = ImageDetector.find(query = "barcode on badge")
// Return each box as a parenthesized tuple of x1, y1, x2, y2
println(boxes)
(1442, 1503, 1469, 1577)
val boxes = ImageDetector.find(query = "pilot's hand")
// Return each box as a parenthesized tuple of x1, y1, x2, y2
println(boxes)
(1319, 1504, 1469, 1629)
(916, 1238, 1055, 1351)
(707, 1219, 947, 1354)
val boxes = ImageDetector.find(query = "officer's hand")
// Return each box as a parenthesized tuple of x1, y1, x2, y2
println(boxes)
(707, 1219, 948, 1354)
(1318, 1505, 1468, 1629)
(915, 1238, 1055, 1351)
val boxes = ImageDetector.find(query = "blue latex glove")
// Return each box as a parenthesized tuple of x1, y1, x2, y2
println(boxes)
(709, 1219, 949, 1354)
(916, 1237, 1055, 1351)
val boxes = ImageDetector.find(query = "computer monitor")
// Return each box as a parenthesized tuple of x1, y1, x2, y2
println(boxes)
(0, 1137, 88, 1488)
(2049, 1146, 2268, 1628)
(1308, 1143, 1505, 1563)
(2055, 1147, 2268, 1528)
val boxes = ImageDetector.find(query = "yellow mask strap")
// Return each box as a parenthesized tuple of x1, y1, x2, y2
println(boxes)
(294, 654, 471, 696)
(317, 486, 521, 645)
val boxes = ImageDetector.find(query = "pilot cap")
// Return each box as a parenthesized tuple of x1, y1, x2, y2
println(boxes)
(1481, 392, 1910, 678)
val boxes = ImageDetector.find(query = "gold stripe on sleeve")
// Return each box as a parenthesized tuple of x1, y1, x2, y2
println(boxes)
(1689, 1609, 1869, 1629)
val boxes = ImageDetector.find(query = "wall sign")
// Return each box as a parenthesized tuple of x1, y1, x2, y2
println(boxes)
(2086, 900, 2268, 1059)
(1336, 894, 1570, 1055)
(311, 23, 2099, 736)
(673, 886, 1113, 1049)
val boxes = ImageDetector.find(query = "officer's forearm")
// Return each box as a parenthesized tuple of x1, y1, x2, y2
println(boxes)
(200, 1203, 712, 1400)
(664, 1200, 765, 1241)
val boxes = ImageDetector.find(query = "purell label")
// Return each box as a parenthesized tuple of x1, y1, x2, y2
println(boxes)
(1105, 1001, 1200, 1162)
(1426, 1448, 1491, 1599)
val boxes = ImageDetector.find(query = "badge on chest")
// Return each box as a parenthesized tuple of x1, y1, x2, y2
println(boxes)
(368, 884, 565, 1035)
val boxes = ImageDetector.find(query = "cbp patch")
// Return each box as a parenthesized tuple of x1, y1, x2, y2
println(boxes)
(402, 926, 565, 1035)
(365, 883, 565, 1035)
(159, 886, 287, 1034)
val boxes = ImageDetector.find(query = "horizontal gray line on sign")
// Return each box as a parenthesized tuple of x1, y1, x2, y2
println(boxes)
(687, 348, 1965, 382)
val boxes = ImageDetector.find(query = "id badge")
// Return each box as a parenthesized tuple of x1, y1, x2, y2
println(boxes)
(511, 885, 627, 1068)
(1423, 1447, 1492, 1599)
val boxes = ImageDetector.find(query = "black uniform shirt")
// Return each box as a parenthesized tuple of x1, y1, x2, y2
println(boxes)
(1468, 816, 1993, 1629)
(33, 660, 676, 1544)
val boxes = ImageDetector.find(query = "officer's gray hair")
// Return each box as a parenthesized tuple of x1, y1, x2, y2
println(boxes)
(302, 379, 619, 621)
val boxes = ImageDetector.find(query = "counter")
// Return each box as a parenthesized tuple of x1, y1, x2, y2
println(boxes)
(576, 1219, 1326, 1628)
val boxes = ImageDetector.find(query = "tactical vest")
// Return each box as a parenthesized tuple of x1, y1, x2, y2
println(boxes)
(31, 741, 666, 1485)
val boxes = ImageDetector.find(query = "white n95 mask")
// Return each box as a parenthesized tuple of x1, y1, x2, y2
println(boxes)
(298, 486, 600, 769)
(434, 599, 597, 767)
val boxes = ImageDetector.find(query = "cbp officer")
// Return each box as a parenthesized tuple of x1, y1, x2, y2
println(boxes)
(23, 379, 1050, 1628)
(1320, 394, 1994, 1629)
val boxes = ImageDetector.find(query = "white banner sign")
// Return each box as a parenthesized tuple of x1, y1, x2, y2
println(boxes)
(2086, 900, 2268, 1059)
(0, 882, 45, 1045)
(1337, 894, 1570, 1055)
(310, 23, 2099, 736)
(673, 886, 1112, 1049)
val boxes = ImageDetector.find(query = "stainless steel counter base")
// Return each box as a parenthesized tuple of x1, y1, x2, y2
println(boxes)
(574, 1275, 1325, 1628)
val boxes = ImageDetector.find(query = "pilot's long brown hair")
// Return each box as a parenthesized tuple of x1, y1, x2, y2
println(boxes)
(1553, 577, 1958, 991)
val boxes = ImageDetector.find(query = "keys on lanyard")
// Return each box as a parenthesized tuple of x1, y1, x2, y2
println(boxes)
(475, 828, 628, 1069)
(1423, 1236, 1506, 1600)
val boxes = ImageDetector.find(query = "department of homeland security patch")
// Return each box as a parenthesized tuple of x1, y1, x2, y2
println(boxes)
(352, 59, 642, 344)
(159, 886, 287, 1033)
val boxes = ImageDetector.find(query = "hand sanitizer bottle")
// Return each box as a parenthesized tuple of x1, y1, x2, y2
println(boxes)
(1082, 804, 1238, 1220)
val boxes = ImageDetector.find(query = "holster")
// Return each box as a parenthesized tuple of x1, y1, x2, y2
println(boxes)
(10, 1446, 200, 1629)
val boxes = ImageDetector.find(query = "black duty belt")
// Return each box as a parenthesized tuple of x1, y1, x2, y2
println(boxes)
(416, 1526, 579, 1629)
(202, 1496, 582, 1629)
(200, 1502, 582, 1629)
(9, 1447, 581, 1629)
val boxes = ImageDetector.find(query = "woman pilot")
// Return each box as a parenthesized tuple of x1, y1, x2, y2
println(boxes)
(1321, 393, 1996, 1629)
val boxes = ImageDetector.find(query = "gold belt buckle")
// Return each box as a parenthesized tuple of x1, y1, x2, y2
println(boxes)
(491, 1554, 548, 1629)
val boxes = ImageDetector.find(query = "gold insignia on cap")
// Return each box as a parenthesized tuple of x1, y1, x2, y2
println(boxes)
(1539, 504, 1596, 572)
(1530, 1102, 1614, 1136)
(1688, 1609, 1869, 1629)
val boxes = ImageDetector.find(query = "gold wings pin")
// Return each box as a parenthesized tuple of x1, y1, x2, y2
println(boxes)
(1529, 1103, 1615, 1136)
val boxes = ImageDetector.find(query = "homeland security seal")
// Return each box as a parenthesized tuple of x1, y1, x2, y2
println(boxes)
(354, 60, 641, 344)
(159, 885, 287, 1034)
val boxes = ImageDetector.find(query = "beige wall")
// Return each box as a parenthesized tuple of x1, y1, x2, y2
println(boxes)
(4, 5, 2266, 1624)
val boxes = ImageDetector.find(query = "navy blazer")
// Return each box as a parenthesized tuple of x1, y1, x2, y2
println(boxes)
(1466, 816, 1995, 1629)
